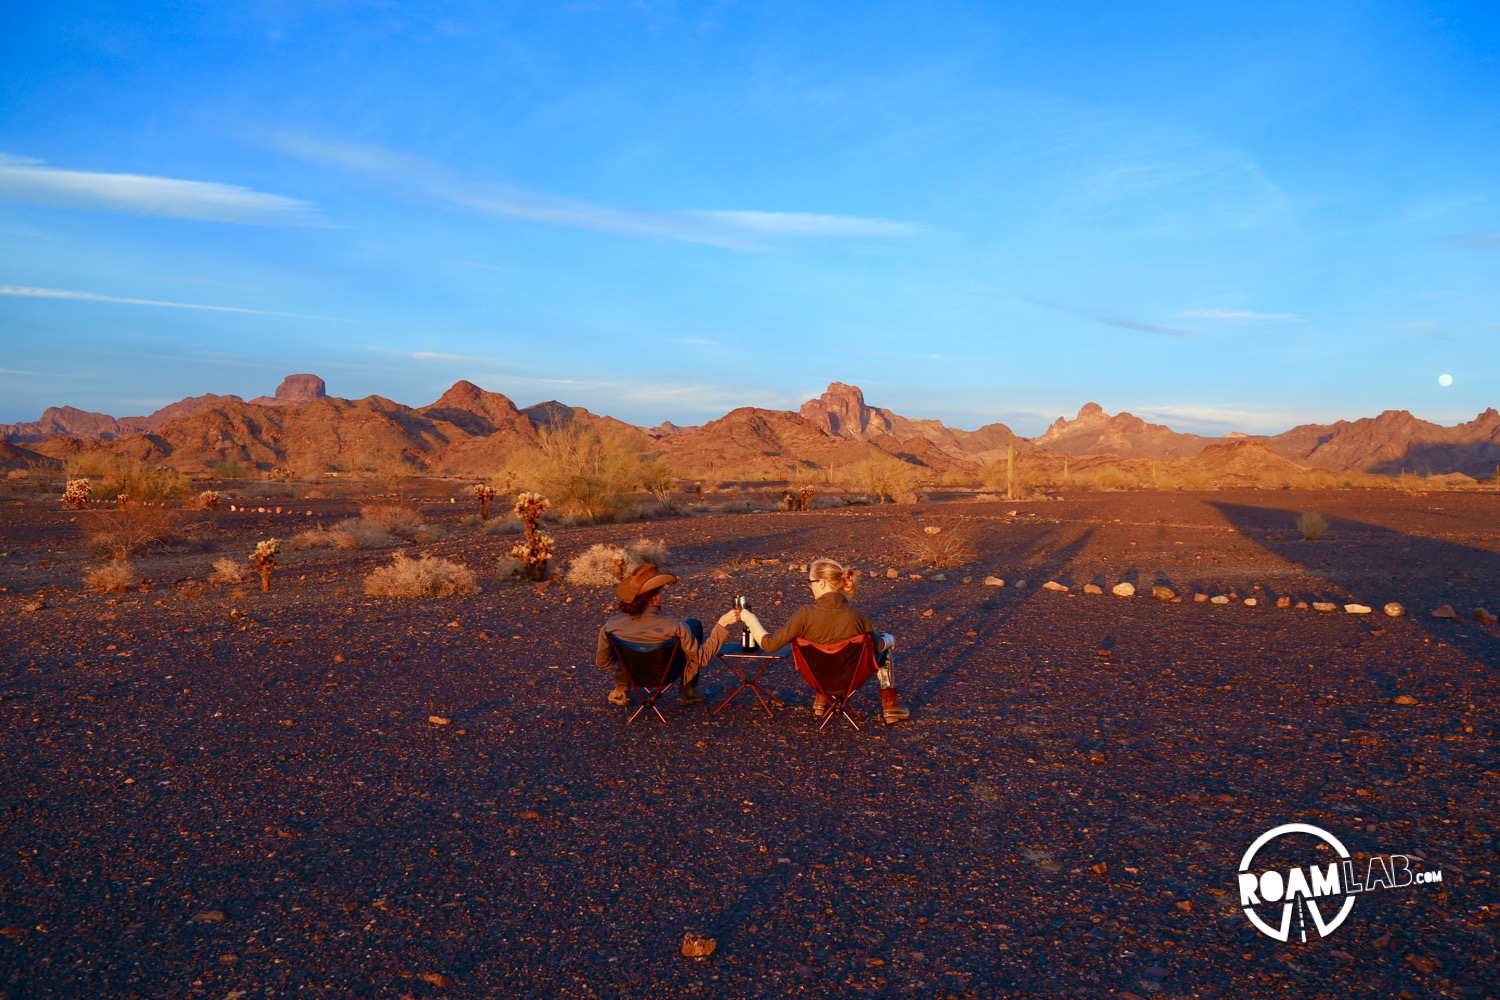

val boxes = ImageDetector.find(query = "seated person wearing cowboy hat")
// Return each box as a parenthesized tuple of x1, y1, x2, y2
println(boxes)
(595, 563, 741, 706)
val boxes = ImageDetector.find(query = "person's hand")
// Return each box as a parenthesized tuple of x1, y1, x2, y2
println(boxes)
(717, 609, 742, 628)
(739, 610, 763, 633)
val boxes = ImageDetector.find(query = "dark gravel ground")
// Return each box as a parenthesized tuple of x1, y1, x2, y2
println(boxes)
(2, 488, 1498, 998)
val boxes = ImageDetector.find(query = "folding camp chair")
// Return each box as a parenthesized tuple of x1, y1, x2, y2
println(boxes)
(790, 633, 881, 731)
(606, 634, 687, 724)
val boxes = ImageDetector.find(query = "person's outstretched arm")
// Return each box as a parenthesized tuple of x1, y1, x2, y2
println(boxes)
(740, 607, 807, 653)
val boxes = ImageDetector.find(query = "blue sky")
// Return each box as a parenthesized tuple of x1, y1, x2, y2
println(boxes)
(1, 1, 1497, 435)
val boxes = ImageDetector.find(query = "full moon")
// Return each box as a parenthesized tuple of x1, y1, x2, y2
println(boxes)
(1438, 374, 1454, 387)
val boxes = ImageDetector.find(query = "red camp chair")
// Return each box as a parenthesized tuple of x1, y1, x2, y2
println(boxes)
(790, 633, 881, 731)
(606, 634, 686, 724)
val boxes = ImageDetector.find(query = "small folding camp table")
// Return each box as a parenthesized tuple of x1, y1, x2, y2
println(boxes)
(713, 648, 786, 719)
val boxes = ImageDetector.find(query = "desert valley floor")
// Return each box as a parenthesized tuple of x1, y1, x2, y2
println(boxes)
(2, 487, 1498, 998)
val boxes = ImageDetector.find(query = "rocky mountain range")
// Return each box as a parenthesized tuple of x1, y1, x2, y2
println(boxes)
(4, 375, 1497, 482)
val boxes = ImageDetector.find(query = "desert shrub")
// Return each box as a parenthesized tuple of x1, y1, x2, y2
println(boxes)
(365, 554, 479, 598)
(495, 554, 524, 580)
(360, 503, 425, 539)
(506, 421, 680, 520)
(852, 456, 920, 504)
(1173, 470, 1215, 491)
(211, 459, 250, 480)
(566, 544, 630, 586)
(84, 558, 136, 593)
(209, 557, 247, 585)
(66, 456, 187, 500)
(907, 530, 976, 567)
(460, 513, 522, 535)
(626, 536, 670, 566)
(1297, 511, 1329, 541)
(1076, 466, 1144, 491)
(619, 499, 673, 522)
(79, 500, 185, 557)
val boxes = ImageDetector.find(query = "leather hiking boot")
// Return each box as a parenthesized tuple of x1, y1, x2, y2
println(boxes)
(679, 682, 703, 705)
(607, 686, 630, 706)
(879, 688, 910, 724)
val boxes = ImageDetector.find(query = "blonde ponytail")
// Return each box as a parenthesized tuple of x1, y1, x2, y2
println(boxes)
(809, 557, 858, 597)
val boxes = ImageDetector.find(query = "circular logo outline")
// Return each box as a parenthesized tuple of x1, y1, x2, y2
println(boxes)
(1239, 823, 1356, 941)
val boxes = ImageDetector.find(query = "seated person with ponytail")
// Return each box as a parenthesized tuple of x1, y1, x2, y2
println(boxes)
(736, 557, 909, 724)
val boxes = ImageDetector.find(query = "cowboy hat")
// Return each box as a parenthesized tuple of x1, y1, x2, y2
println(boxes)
(616, 562, 677, 602)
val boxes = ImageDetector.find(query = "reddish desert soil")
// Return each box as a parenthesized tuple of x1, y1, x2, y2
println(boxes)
(2, 487, 1498, 998)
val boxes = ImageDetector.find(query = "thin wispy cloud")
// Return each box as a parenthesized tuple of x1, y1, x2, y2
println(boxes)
(0, 368, 38, 376)
(1177, 308, 1304, 322)
(0, 285, 337, 320)
(1448, 232, 1500, 250)
(265, 134, 920, 251)
(0, 153, 319, 225)
(675, 338, 719, 346)
(367, 347, 486, 363)
(1135, 404, 1315, 433)
(1026, 296, 1193, 338)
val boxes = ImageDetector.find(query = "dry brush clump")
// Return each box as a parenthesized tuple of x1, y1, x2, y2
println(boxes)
(84, 558, 137, 594)
(65, 456, 188, 501)
(1297, 511, 1330, 541)
(565, 536, 673, 586)
(293, 502, 442, 550)
(208, 557, 247, 586)
(852, 455, 920, 504)
(79, 498, 187, 557)
(906, 528, 976, 568)
(504, 421, 678, 521)
(364, 554, 480, 598)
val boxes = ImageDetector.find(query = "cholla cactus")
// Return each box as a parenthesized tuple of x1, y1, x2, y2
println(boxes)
(251, 538, 279, 592)
(510, 532, 555, 581)
(62, 479, 91, 510)
(473, 483, 497, 520)
(510, 492, 554, 580)
(116, 494, 130, 507)
(513, 492, 549, 531)
(798, 485, 815, 511)
(198, 490, 221, 511)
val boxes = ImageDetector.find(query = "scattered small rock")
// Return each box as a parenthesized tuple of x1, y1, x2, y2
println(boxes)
(20, 600, 43, 613)
(961, 577, 972, 584)
(1210, 595, 1230, 605)
(1276, 596, 1292, 608)
(923, 526, 942, 535)
(868, 570, 879, 578)
(1431, 605, 1456, 619)
(1383, 602, 1404, 617)
(1090, 861, 1108, 874)
(1313, 602, 1338, 612)
(1111, 582, 1135, 598)
(922, 608, 935, 618)
(1295, 600, 1309, 609)
(1193, 593, 1208, 603)
(886, 568, 899, 579)
(908, 573, 923, 580)
(1476, 608, 1497, 624)
(681, 932, 717, 959)
(428, 716, 451, 726)
(417, 972, 456, 988)
(1151, 586, 1175, 601)
(930, 573, 947, 582)
(1394, 694, 1420, 706)
(191, 910, 226, 924)
(1243, 598, 1257, 607)
(1083, 584, 1103, 595)
(984, 576, 1004, 587)
(1043, 581, 1068, 593)
(1014, 580, 1027, 589)
(1345, 604, 1372, 614)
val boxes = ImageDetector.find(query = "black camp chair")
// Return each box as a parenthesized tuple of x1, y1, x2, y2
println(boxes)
(606, 634, 687, 724)
(790, 633, 881, 731)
